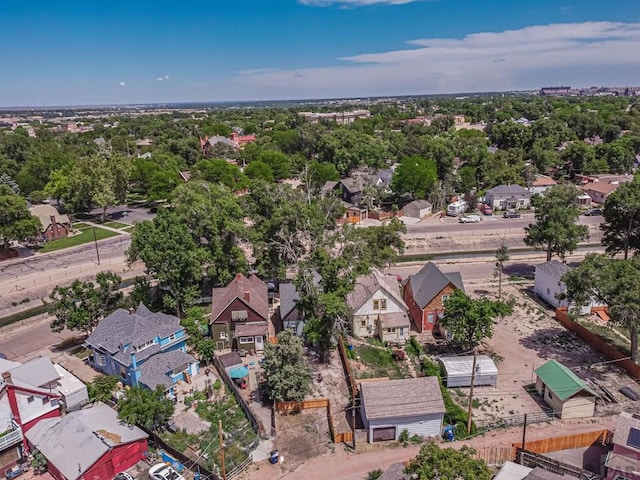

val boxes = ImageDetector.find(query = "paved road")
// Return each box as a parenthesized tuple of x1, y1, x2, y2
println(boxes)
(404, 213, 603, 234)
(0, 314, 74, 361)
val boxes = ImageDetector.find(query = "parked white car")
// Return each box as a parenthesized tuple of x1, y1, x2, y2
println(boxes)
(458, 214, 481, 223)
(148, 464, 184, 480)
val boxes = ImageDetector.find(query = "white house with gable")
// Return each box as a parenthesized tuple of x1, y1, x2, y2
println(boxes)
(347, 268, 410, 344)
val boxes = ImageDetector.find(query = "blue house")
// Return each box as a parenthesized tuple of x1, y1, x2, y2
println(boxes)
(84, 303, 199, 393)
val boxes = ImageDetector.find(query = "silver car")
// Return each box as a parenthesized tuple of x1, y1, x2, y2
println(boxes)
(148, 464, 185, 480)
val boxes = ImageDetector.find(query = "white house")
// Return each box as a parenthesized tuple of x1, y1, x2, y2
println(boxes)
(360, 376, 445, 442)
(347, 268, 410, 344)
(528, 175, 557, 196)
(534, 261, 605, 314)
(485, 184, 531, 210)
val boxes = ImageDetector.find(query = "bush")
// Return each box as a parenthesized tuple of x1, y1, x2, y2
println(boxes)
(367, 469, 383, 480)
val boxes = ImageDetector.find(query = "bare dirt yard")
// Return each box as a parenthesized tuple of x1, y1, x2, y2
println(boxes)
(442, 279, 637, 423)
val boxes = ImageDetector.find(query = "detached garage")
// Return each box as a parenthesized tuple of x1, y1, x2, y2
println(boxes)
(360, 376, 445, 443)
(439, 355, 498, 388)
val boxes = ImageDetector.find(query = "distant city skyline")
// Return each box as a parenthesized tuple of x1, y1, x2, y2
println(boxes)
(1, 0, 640, 107)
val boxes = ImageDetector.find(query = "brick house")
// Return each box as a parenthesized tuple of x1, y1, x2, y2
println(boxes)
(28, 205, 71, 241)
(210, 273, 269, 353)
(402, 262, 464, 333)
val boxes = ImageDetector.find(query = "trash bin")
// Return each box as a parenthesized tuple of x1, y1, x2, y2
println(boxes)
(443, 425, 455, 442)
(269, 450, 280, 465)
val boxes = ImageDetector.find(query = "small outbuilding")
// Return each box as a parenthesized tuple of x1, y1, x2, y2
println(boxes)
(438, 356, 498, 388)
(403, 200, 433, 219)
(360, 376, 445, 443)
(534, 359, 597, 419)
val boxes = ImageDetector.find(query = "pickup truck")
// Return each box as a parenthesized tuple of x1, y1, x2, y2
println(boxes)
(459, 214, 481, 223)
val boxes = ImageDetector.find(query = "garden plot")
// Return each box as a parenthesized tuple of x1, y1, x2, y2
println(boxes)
(445, 280, 637, 424)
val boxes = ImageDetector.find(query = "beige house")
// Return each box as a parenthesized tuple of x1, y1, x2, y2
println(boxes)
(534, 359, 597, 419)
(347, 268, 410, 344)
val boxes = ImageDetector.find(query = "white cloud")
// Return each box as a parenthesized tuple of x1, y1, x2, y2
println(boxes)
(119, 81, 126, 86)
(234, 22, 640, 98)
(299, 0, 418, 6)
(156, 75, 170, 81)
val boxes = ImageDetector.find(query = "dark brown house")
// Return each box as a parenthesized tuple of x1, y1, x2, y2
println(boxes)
(209, 273, 269, 352)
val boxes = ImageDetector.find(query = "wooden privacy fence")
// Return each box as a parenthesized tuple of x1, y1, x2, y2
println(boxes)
(473, 447, 514, 466)
(555, 308, 640, 379)
(512, 429, 612, 456)
(338, 341, 357, 399)
(274, 398, 353, 444)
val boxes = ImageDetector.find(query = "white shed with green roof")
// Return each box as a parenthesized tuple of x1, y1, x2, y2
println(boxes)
(534, 359, 597, 419)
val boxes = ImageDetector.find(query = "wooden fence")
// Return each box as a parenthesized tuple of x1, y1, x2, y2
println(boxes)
(473, 447, 514, 465)
(337, 340, 357, 399)
(274, 398, 353, 444)
(555, 308, 640, 379)
(512, 429, 612, 455)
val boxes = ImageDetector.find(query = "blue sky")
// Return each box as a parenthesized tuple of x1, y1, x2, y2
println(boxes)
(1, 0, 639, 107)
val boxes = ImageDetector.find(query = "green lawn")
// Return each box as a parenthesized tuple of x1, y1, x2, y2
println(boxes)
(72, 222, 92, 230)
(39, 227, 120, 253)
(102, 221, 129, 229)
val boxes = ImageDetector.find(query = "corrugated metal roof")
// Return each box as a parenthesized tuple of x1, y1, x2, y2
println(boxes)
(439, 355, 498, 377)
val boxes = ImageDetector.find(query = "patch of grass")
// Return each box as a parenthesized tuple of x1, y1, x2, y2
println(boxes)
(38, 227, 120, 253)
(576, 319, 633, 358)
(356, 345, 403, 380)
(102, 221, 129, 229)
(72, 222, 92, 229)
(0, 304, 50, 328)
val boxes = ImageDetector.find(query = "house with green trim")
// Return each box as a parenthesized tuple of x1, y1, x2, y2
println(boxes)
(534, 359, 597, 419)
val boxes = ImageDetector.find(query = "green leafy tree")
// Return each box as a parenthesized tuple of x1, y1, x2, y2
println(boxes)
(440, 290, 511, 348)
(391, 155, 438, 199)
(524, 184, 589, 261)
(127, 209, 207, 314)
(244, 160, 274, 182)
(601, 177, 640, 259)
(87, 375, 120, 403)
(494, 240, 510, 300)
(191, 158, 249, 191)
(0, 185, 41, 250)
(405, 442, 492, 480)
(172, 181, 248, 285)
(560, 142, 595, 176)
(262, 330, 313, 402)
(181, 307, 216, 363)
(117, 385, 175, 430)
(258, 150, 291, 180)
(49, 271, 123, 334)
(562, 254, 640, 361)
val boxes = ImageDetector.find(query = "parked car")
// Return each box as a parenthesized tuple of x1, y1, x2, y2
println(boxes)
(149, 464, 184, 480)
(5, 464, 27, 480)
(503, 210, 521, 219)
(479, 204, 493, 215)
(459, 214, 481, 223)
(584, 208, 603, 216)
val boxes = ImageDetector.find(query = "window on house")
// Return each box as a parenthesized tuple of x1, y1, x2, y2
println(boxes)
(373, 300, 380, 310)
(120, 366, 127, 380)
(427, 313, 435, 324)
(239, 336, 254, 344)
(168, 333, 177, 341)
(41, 398, 49, 405)
(546, 288, 551, 295)
(231, 310, 248, 321)
(96, 355, 106, 366)
(137, 340, 155, 351)
(387, 327, 397, 333)
(380, 299, 387, 310)
(548, 391, 553, 400)
(360, 319, 367, 327)
(27, 396, 34, 404)
(442, 294, 451, 303)
(219, 331, 228, 340)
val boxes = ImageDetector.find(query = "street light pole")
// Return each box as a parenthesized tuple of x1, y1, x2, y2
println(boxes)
(466, 347, 478, 436)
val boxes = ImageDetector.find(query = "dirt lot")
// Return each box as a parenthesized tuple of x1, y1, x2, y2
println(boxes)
(443, 279, 638, 423)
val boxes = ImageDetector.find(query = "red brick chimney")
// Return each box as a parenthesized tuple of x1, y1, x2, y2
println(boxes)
(243, 291, 251, 303)
(2, 371, 12, 384)
(50, 215, 59, 240)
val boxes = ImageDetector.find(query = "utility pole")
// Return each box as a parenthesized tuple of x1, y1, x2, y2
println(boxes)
(351, 398, 356, 450)
(93, 227, 101, 265)
(466, 347, 478, 435)
(218, 420, 226, 480)
(522, 413, 528, 451)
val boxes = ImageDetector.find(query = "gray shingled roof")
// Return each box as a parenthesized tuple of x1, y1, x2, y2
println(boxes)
(486, 184, 530, 196)
(407, 263, 464, 309)
(9, 356, 59, 389)
(535, 260, 571, 281)
(85, 303, 183, 367)
(360, 376, 444, 420)
(279, 282, 299, 321)
(138, 350, 195, 390)
(612, 411, 640, 452)
(218, 352, 243, 369)
(25, 402, 147, 480)
(347, 267, 406, 312)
